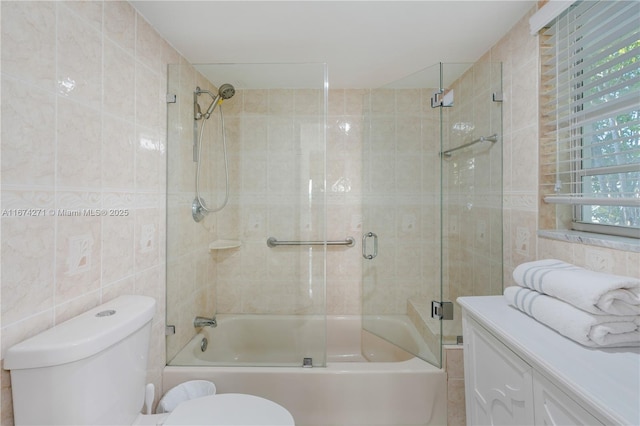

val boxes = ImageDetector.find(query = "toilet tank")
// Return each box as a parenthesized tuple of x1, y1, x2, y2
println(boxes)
(4, 295, 156, 425)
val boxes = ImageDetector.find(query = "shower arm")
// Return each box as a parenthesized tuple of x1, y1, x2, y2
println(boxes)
(195, 87, 221, 120)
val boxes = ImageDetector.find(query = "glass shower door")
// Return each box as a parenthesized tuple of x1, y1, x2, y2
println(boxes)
(362, 63, 443, 367)
(362, 61, 503, 367)
(440, 61, 503, 344)
(165, 62, 329, 367)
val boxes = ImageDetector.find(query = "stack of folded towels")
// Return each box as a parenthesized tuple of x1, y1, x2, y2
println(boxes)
(504, 259, 640, 348)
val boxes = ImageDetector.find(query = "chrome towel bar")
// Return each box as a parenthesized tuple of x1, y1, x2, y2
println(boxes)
(267, 237, 355, 248)
(440, 134, 498, 158)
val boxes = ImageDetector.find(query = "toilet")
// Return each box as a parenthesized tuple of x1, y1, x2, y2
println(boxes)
(3, 295, 295, 425)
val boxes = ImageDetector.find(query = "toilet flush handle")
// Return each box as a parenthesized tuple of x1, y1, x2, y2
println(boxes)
(145, 383, 155, 415)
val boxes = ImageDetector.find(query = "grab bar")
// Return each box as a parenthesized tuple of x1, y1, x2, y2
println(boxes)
(267, 237, 355, 248)
(440, 134, 498, 158)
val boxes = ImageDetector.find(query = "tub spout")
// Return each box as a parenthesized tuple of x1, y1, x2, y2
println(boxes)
(194, 316, 217, 328)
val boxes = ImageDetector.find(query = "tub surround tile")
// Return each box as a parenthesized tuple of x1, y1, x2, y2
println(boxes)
(445, 346, 466, 426)
(447, 378, 467, 426)
(243, 89, 268, 115)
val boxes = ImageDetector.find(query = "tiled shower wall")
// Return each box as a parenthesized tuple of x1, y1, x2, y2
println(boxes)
(0, 2, 180, 422)
(168, 85, 445, 358)
(165, 63, 219, 361)
(205, 88, 329, 317)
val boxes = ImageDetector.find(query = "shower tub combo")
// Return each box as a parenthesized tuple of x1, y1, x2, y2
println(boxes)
(164, 315, 447, 425)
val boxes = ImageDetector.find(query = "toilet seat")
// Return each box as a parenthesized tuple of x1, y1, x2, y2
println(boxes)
(162, 393, 295, 425)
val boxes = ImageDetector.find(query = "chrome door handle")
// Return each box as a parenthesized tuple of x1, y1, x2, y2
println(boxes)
(362, 232, 378, 260)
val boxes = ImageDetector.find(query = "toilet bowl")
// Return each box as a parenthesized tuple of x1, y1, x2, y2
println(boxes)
(144, 394, 294, 425)
(133, 394, 294, 426)
(4, 296, 295, 425)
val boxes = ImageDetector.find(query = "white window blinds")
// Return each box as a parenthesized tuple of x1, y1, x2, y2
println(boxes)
(540, 0, 640, 236)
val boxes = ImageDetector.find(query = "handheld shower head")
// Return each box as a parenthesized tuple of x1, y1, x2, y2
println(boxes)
(218, 83, 235, 100)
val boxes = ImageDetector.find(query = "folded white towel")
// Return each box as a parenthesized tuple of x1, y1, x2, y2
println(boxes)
(504, 286, 640, 348)
(513, 259, 640, 316)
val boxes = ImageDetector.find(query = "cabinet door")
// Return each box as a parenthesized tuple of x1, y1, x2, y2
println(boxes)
(463, 315, 535, 425)
(533, 371, 603, 425)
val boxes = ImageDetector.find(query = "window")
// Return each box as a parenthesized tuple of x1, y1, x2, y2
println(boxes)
(540, 0, 640, 238)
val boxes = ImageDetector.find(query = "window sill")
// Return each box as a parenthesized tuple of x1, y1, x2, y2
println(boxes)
(538, 229, 640, 253)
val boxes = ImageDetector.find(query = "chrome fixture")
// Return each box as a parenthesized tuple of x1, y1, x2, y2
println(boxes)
(440, 134, 498, 158)
(431, 301, 454, 320)
(266, 237, 355, 248)
(362, 232, 378, 260)
(194, 84, 236, 120)
(431, 88, 454, 108)
(194, 316, 217, 328)
(193, 83, 236, 221)
(192, 198, 207, 223)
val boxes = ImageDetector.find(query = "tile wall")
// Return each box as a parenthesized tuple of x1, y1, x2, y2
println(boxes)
(0, 2, 179, 422)
(165, 62, 220, 361)
(206, 88, 329, 317)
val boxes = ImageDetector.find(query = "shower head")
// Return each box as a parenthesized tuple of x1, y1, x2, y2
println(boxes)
(218, 83, 235, 100)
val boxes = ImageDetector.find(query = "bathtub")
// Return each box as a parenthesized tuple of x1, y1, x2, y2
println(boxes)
(164, 315, 447, 425)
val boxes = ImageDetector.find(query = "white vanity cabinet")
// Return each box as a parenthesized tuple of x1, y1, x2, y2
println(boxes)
(463, 313, 534, 424)
(532, 370, 602, 425)
(459, 296, 640, 426)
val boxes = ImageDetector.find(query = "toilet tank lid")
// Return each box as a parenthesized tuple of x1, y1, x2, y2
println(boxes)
(4, 295, 156, 370)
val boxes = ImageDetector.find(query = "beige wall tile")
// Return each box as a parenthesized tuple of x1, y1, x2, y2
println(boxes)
(1, 76, 56, 186)
(56, 99, 102, 188)
(1, 1, 56, 90)
(57, 6, 103, 109)
(1, 2, 173, 422)
(103, 39, 136, 119)
(104, 1, 136, 55)
(1, 217, 56, 325)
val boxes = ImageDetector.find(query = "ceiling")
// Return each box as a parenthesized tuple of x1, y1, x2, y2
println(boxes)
(131, 1, 535, 89)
